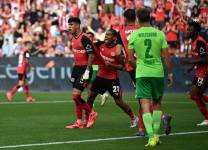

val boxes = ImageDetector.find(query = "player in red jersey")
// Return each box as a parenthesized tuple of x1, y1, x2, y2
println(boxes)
(6, 41, 35, 102)
(182, 21, 208, 126)
(65, 17, 98, 129)
(118, 9, 172, 136)
(87, 28, 139, 128)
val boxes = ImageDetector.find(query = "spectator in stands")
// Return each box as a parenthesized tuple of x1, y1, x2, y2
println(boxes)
(153, 3, 166, 30)
(2, 38, 12, 57)
(164, 19, 179, 55)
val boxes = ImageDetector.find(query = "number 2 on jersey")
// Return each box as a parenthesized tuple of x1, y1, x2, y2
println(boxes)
(144, 39, 153, 58)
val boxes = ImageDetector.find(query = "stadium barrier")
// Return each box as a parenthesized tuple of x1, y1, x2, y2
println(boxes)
(0, 57, 194, 92)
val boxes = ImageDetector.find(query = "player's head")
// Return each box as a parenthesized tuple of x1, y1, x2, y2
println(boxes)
(123, 9, 136, 23)
(68, 17, 81, 34)
(87, 32, 95, 41)
(136, 7, 151, 24)
(187, 21, 201, 39)
(24, 41, 33, 51)
(104, 28, 117, 46)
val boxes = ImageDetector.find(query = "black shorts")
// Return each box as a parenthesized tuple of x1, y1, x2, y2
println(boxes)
(127, 70, 136, 87)
(91, 76, 122, 99)
(192, 76, 208, 89)
(70, 65, 92, 91)
(18, 74, 27, 81)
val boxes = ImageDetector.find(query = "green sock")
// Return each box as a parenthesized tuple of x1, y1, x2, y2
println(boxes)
(143, 113, 154, 138)
(152, 110, 162, 135)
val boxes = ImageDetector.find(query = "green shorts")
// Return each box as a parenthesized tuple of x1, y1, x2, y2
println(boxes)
(90, 70, 98, 82)
(136, 77, 164, 100)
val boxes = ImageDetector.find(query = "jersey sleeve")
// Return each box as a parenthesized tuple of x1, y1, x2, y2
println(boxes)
(81, 35, 95, 54)
(128, 32, 135, 50)
(196, 40, 207, 57)
(161, 31, 168, 49)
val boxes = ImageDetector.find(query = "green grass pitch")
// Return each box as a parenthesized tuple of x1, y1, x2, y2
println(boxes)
(0, 91, 208, 150)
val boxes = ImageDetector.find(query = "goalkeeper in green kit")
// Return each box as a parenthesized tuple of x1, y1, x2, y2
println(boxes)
(128, 8, 173, 147)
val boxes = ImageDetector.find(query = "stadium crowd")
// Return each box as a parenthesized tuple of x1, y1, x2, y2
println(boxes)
(0, 0, 207, 58)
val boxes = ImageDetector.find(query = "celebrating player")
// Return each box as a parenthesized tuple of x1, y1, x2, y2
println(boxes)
(86, 32, 109, 106)
(128, 8, 173, 147)
(6, 41, 35, 102)
(65, 17, 98, 129)
(182, 21, 208, 126)
(87, 28, 139, 128)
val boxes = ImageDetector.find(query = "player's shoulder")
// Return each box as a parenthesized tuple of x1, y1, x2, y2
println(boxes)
(129, 29, 140, 39)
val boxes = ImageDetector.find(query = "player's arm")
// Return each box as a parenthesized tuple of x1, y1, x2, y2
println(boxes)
(182, 41, 208, 65)
(161, 32, 173, 87)
(161, 48, 173, 87)
(128, 48, 136, 70)
(128, 33, 136, 70)
(105, 47, 124, 70)
(25, 51, 34, 70)
(116, 31, 126, 64)
(81, 35, 95, 79)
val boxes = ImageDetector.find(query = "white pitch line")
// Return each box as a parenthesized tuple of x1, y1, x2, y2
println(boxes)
(0, 100, 193, 105)
(0, 130, 208, 149)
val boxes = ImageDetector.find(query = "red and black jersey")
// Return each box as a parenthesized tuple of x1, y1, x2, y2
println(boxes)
(16, 48, 30, 74)
(71, 32, 95, 66)
(191, 36, 208, 77)
(119, 25, 139, 71)
(96, 42, 119, 79)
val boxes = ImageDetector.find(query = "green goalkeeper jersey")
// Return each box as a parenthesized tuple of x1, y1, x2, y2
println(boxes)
(128, 26, 168, 78)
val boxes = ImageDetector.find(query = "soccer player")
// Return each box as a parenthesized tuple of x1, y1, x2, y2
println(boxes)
(86, 32, 109, 107)
(87, 28, 139, 128)
(118, 9, 172, 136)
(65, 17, 98, 129)
(128, 8, 173, 147)
(182, 21, 208, 126)
(6, 41, 35, 102)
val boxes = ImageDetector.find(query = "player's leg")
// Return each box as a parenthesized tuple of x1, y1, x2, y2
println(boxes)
(108, 79, 138, 128)
(135, 101, 145, 136)
(190, 77, 208, 126)
(151, 77, 164, 144)
(22, 74, 35, 102)
(202, 77, 208, 102)
(136, 77, 158, 147)
(127, 70, 145, 132)
(87, 76, 107, 128)
(203, 95, 208, 102)
(66, 66, 91, 128)
(6, 74, 23, 101)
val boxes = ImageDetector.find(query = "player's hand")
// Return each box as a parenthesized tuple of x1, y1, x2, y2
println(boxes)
(82, 69, 90, 80)
(167, 73, 173, 87)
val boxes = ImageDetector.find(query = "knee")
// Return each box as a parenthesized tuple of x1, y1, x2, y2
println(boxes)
(72, 92, 80, 103)
(18, 81, 24, 86)
(190, 95, 200, 101)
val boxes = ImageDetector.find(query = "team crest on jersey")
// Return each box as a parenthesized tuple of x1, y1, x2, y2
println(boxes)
(111, 52, 115, 57)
